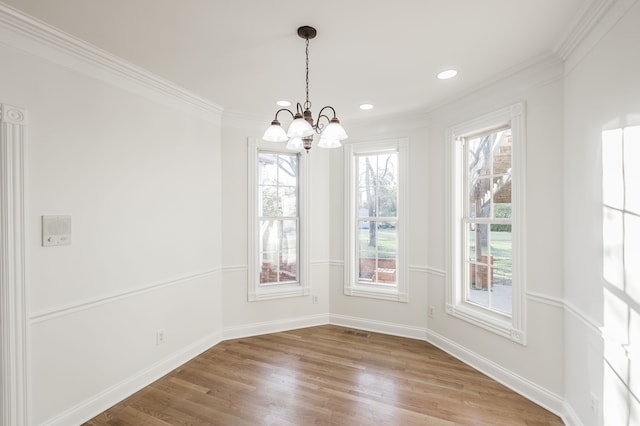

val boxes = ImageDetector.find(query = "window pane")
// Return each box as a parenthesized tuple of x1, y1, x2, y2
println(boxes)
(358, 221, 374, 281)
(277, 154, 297, 186)
(259, 186, 279, 216)
(358, 186, 375, 217)
(468, 136, 491, 179)
(492, 129, 512, 175)
(376, 222, 397, 284)
(491, 227, 512, 314)
(469, 178, 491, 218)
(378, 185, 397, 217)
(279, 186, 297, 217)
(259, 220, 280, 284)
(467, 223, 488, 264)
(258, 153, 278, 185)
(490, 227, 512, 273)
(493, 268, 512, 315)
(280, 220, 297, 282)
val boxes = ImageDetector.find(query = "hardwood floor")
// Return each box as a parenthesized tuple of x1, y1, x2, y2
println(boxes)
(85, 325, 563, 425)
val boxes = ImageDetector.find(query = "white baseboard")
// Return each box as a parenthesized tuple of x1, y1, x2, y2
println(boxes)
(424, 328, 566, 420)
(329, 314, 427, 340)
(42, 331, 223, 426)
(222, 313, 330, 340)
(562, 401, 584, 426)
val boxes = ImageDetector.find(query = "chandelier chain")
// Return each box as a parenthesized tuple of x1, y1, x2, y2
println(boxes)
(305, 37, 310, 109)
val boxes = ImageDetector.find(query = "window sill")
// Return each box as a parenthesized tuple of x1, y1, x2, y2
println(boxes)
(249, 283, 309, 301)
(345, 284, 408, 302)
(446, 302, 526, 345)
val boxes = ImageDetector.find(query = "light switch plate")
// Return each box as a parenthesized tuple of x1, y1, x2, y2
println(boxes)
(42, 215, 71, 246)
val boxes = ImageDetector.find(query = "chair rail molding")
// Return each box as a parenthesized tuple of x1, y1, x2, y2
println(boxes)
(0, 103, 29, 426)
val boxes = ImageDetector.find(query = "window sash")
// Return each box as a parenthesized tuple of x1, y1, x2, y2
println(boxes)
(344, 139, 408, 302)
(446, 102, 526, 345)
(248, 139, 309, 301)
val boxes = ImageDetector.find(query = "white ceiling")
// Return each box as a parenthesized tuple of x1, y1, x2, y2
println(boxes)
(3, 0, 585, 121)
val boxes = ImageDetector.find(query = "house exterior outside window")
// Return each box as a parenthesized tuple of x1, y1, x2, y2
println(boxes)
(344, 139, 408, 302)
(248, 139, 309, 301)
(446, 103, 527, 344)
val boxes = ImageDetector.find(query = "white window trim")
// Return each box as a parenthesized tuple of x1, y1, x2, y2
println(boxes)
(344, 138, 408, 302)
(247, 138, 310, 301)
(445, 102, 527, 345)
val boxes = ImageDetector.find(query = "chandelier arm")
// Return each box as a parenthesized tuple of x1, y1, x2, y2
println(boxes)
(313, 106, 338, 133)
(274, 108, 296, 120)
(317, 105, 337, 119)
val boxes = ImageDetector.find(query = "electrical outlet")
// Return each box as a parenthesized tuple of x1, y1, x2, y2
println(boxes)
(156, 329, 165, 345)
(312, 295, 319, 304)
(428, 306, 435, 318)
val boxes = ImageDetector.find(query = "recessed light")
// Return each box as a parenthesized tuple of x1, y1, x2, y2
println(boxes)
(276, 100, 291, 107)
(359, 103, 374, 110)
(437, 69, 458, 80)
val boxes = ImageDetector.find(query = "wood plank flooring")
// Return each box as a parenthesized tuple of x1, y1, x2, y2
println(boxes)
(85, 325, 563, 425)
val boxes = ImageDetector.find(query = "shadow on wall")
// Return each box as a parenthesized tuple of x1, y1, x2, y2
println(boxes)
(602, 125, 640, 425)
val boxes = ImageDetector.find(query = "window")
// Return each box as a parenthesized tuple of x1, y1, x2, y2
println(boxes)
(248, 139, 309, 301)
(446, 103, 526, 344)
(344, 139, 408, 301)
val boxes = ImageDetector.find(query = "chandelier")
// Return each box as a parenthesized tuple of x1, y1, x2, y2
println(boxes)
(262, 26, 348, 152)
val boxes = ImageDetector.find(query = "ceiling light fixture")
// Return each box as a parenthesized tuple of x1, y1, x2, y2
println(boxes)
(359, 103, 374, 110)
(437, 69, 458, 80)
(262, 26, 348, 152)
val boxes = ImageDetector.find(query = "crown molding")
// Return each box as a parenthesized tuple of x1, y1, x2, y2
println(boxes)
(0, 2, 223, 122)
(554, 0, 638, 73)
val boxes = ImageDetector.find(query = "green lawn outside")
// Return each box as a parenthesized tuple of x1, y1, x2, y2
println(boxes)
(358, 228, 396, 259)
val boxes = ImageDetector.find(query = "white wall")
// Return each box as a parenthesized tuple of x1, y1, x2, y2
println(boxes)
(0, 39, 223, 424)
(563, 2, 640, 424)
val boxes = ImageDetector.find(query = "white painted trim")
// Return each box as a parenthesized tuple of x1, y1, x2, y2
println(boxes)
(247, 138, 310, 301)
(0, 103, 28, 426)
(42, 330, 223, 426)
(425, 266, 447, 277)
(328, 260, 345, 267)
(554, 0, 638, 74)
(424, 327, 565, 420)
(526, 291, 565, 309)
(445, 102, 527, 345)
(222, 314, 330, 340)
(343, 138, 409, 302)
(564, 300, 603, 336)
(562, 401, 584, 426)
(222, 264, 249, 273)
(0, 3, 223, 123)
(30, 268, 221, 324)
(330, 314, 427, 340)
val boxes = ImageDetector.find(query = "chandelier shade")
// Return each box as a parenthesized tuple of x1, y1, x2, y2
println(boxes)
(263, 26, 347, 152)
(321, 119, 348, 141)
(262, 120, 288, 142)
(286, 116, 314, 138)
(317, 138, 341, 149)
(286, 137, 304, 151)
